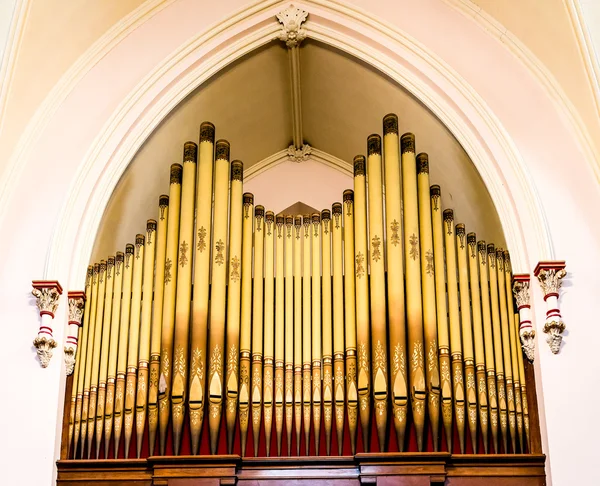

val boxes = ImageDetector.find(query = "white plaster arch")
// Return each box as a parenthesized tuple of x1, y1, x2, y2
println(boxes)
(6, 1, 600, 485)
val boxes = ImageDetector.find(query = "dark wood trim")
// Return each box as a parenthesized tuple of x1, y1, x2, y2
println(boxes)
(57, 453, 546, 485)
(524, 359, 543, 454)
(60, 373, 74, 460)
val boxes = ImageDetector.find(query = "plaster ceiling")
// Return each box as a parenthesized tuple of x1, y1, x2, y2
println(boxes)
(92, 39, 505, 260)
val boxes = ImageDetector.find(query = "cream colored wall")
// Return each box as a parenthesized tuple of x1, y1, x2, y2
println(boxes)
(0, 0, 145, 176)
(470, 0, 600, 148)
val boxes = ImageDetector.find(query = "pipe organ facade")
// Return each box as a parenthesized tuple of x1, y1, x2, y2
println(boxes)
(59, 114, 544, 484)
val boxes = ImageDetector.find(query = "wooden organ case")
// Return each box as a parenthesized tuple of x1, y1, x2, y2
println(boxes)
(57, 115, 546, 485)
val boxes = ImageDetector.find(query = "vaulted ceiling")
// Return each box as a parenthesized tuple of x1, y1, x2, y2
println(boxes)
(92, 39, 505, 259)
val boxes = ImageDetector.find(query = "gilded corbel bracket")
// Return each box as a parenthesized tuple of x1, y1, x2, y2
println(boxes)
(32, 280, 63, 368)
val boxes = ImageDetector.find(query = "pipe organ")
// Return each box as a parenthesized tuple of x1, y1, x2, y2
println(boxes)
(64, 113, 540, 468)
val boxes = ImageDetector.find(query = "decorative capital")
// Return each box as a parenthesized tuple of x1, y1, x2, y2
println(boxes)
(543, 320, 566, 354)
(64, 347, 76, 375)
(67, 291, 86, 326)
(287, 143, 312, 162)
(32, 280, 63, 318)
(512, 274, 531, 308)
(534, 261, 566, 297)
(276, 6, 308, 48)
(33, 336, 57, 368)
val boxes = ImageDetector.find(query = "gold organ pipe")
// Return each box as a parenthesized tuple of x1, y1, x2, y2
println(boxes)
(416, 153, 441, 452)
(225, 161, 244, 453)
(342, 190, 358, 455)
(487, 244, 508, 453)
(293, 215, 303, 456)
(443, 210, 466, 453)
(148, 195, 169, 455)
(95, 256, 115, 458)
(136, 220, 157, 458)
(80, 263, 99, 458)
(105, 252, 124, 458)
(331, 203, 345, 455)
(504, 251, 524, 452)
(284, 215, 295, 456)
(515, 312, 530, 451)
(430, 186, 453, 452)
(467, 233, 489, 453)
(158, 164, 182, 455)
(171, 142, 198, 455)
(252, 205, 265, 456)
(401, 135, 426, 451)
(353, 155, 372, 452)
(456, 224, 478, 453)
(207, 140, 230, 454)
(72, 266, 93, 458)
(496, 249, 517, 453)
(87, 260, 107, 458)
(478, 241, 499, 453)
(321, 209, 333, 456)
(384, 117, 408, 452)
(302, 214, 312, 455)
(275, 215, 285, 456)
(124, 235, 145, 458)
(188, 128, 213, 454)
(239, 193, 254, 457)
(114, 245, 134, 455)
(263, 211, 275, 456)
(367, 135, 388, 451)
(311, 212, 322, 454)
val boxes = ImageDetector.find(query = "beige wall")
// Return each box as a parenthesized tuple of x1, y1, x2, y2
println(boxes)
(471, 0, 600, 149)
(0, 0, 145, 175)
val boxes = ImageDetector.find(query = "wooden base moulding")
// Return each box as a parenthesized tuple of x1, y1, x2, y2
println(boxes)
(57, 453, 546, 485)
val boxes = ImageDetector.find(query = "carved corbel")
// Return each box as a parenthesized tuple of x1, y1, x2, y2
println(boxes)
(534, 261, 567, 354)
(513, 274, 535, 361)
(276, 6, 308, 48)
(287, 143, 312, 162)
(64, 291, 86, 375)
(32, 280, 63, 367)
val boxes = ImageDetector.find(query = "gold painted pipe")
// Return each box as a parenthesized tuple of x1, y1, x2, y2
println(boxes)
(284, 215, 295, 456)
(104, 252, 124, 458)
(430, 186, 453, 452)
(467, 233, 489, 453)
(367, 135, 388, 452)
(124, 235, 145, 458)
(158, 164, 182, 455)
(353, 155, 372, 452)
(239, 193, 254, 457)
(293, 215, 303, 456)
(311, 212, 322, 455)
(515, 312, 530, 452)
(171, 142, 198, 455)
(416, 154, 440, 452)
(343, 190, 358, 455)
(302, 214, 312, 455)
(225, 161, 244, 454)
(504, 251, 524, 452)
(456, 224, 478, 453)
(114, 245, 134, 456)
(263, 211, 275, 456)
(275, 215, 285, 456)
(487, 244, 509, 453)
(87, 260, 107, 458)
(72, 266, 93, 458)
(207, 140, 230, 454)
(401, 135, 426, 452)
(443, 210, 465, 454)
(147, 196, 169, 456)
(384, 115, 408, 452)
(252, 205, 265, 456)
(136, 221, 157, 458)
(331, 203, 345, 455)
(96, 256, 116, 458)
(496, 249, 517, 453)
(188, 129, 213, 455)
(321, 210, 333, 456)
(478, 241, 499, 453)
